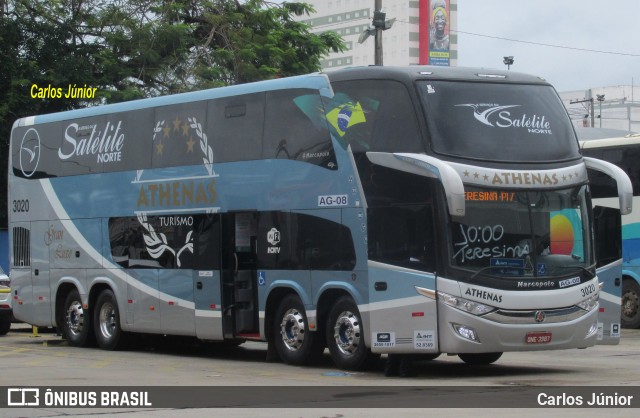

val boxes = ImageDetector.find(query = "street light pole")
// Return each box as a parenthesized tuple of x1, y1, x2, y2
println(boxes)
(374, 0, 383, 65)
(359, 0, 395, 66)
(503, 56, 514, 70)
(596, 94, 605, 128)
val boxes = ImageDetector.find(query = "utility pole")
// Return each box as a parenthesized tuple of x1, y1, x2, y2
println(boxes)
(359, 0, 395, 66)
(374, 0, 383, 65)
(570, 97, 595, 128)
(597, 94, 605, 128)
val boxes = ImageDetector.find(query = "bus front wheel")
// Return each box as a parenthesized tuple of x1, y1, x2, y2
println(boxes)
(273, 294, 324, 365)
(326, 296, 378, 370)
(621, 279, 640, 328)
(94, 289, 127, 350)
(62, 289, 93, 347)
(458, 352, 503, 365)
(0, 314, 10, 335)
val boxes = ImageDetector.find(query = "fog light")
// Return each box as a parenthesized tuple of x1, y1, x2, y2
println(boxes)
(452, 323, 481, 343)
(586, 320, 599, 339)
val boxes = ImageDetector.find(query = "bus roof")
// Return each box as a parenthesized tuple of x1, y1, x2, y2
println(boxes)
(14, 65, 553, 130)
(580, 133, 640, 149)
(13, 72, 332, 129)
(326, 65, 552, 86)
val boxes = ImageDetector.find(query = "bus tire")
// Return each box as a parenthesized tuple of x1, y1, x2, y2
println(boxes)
(0, 314, 10, 335)
(274, 294, 324, 365)
(621, 279, 640, 329)
(458, 352, 503, 365)
(326, 296, 377, 370)
(94, 289, 127, 350)
(62, 289, 93, 347)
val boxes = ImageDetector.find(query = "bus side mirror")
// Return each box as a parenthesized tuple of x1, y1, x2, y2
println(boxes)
(366, 152, 465, 217)
(584, 157, 633, 215)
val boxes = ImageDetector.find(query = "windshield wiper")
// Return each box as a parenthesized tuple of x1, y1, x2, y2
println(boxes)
(470, 265, 527, 280)
(470, 264, 595, 280)
(555, 265, 596, 279)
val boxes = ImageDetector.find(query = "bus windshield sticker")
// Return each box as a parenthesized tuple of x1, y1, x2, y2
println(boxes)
(490, 258, 524, 276)
(455, 103, 553, 136)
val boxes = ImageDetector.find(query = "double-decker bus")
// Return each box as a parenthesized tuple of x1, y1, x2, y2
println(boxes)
(581, 134, 640, 328)
(8, 66, 631, 370)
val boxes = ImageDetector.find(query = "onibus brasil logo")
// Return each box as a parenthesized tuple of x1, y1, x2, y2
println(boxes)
(134, 116, 219, 267)
(456, 103, 552, 134)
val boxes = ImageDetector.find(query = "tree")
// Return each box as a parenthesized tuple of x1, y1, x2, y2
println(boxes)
(0, 0, 344, 227)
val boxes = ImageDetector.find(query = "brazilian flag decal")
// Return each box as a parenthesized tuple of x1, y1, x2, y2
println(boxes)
(326, 102, 367, 137)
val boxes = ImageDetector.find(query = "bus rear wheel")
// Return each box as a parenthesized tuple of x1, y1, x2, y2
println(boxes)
(458, 352, 503, 365)
(94, 289, 127, 350)
(621, 279, 640, 329)
(326, 296, 378, 370)
(273, 294, 324, 365)
(63, 289, 93, 347)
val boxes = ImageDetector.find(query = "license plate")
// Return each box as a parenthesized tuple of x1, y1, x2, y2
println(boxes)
(525, 332, 552, 344)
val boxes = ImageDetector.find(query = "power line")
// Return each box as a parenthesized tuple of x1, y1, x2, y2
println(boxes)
(309, 16, 640, 58)
(454, 30, 640, 57)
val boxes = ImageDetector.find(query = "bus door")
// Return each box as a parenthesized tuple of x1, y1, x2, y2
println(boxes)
(30, 221, 52, 326)
(593, 205, 623, 345)
(194, 214, 223, 340)
(220, 212, 259, 339)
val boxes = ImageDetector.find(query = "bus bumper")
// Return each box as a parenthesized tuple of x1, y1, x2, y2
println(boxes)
(437, 301, 599, 353)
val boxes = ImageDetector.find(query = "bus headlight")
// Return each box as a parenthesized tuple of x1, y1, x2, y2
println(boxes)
(437, 291, 496, 316)
(577, 293, 599, 312)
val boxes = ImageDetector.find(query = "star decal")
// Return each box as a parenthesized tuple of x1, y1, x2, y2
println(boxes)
(172, 116, 182, 132)
(186, 136, 195, 153)
(156, 142, 165, 155)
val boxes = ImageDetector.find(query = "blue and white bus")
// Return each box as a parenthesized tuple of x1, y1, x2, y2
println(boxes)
(8, 66, 632, 370)
(581, 134, 640, 328)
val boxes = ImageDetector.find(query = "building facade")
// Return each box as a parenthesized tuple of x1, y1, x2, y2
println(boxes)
(299, 0, 458, 69)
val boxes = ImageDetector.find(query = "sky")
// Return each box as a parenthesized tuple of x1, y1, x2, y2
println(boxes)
(456, 0, 640, 93)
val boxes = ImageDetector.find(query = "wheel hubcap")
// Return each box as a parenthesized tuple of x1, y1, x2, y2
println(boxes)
(66, 301, 84, 336)
(99, 302, 116, 339)
(622, 289, 639, 320)
(280, 309, 306, 351)
(333, 310, 361, 356)
(280, 308, 306, 351)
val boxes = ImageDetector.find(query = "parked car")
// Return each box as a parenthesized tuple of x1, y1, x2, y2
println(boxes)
(0, 266, 11, 335)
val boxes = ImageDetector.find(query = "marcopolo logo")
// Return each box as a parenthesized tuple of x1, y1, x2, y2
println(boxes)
(19, 128, 41, 178)
(456, 103, 553, 135)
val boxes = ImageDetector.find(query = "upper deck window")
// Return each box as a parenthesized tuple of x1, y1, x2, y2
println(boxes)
(327, 80, 424, 153)
(418, 81, 580, 163)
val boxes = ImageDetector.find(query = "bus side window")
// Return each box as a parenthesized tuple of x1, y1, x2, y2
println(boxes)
(263, 89, 336, 169)
(368, 205, 436, 273)
(207, 93, 265, 163)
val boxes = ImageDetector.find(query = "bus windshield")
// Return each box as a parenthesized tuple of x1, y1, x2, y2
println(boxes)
(450, 185, 593, 279)
(418, 81, 580, 163)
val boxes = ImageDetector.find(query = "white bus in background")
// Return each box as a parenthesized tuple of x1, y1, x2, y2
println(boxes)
(581, 133, 640, 328)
